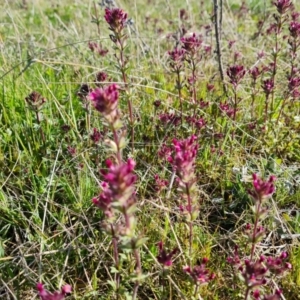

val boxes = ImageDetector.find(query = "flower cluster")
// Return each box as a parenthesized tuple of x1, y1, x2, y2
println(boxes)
(180, 33, 202, 56)
(183, 258, 215, 285)
(226, 65, 246, 87)
(159, 113, 181, 127)
(25, 91, 46, 111)
(154, 174, 168, 192)
(37, 283, 71, 300)
(265, 252, 292, 275)
(288, 76, 300, 98)
(185, 116, 206, 129)
(157, 241, 178, 267)
(262, 79, 274, 97)
(289, 21, 300, 38)
(227, 174, 291, 299)
(250, 66, 263, 81)
(248, 174, 276, 202)
(273, 0, 292, 15)
(169, 135, 198, 183)
(89, 84, 120, 120)
(220, 102, 236, 119)
(104, 8, 128, 33)
(90, 127, 102, 144)
(95, 71, 109, 86)
(93, 159, 136, 215)
(168, 48, 185, 70)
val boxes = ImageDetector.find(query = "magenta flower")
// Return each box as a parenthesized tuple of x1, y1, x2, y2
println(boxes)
(273, 0, 292, 15)
(96, 71, 109, 84)
(248, 174, 276, 202)
(157, 241, 178, 267)
(226, 65, 246, 87)
(25, 91, 46, 110)
(154, 174, 168, 192)
(89, 84, 119, 117)
(158, 142, 171, 158)
(181, 33, 202, 55)
(104, 8, 127, 33)
(168, 48, 186, 70)
(262, 79, 274, 96)
(241, 257, 268, 288)
(91, 128, 102, 144)
(288, 76, 300, 88)
(93, 159, 136, 211)
(183, 258, 215, 285)
(250, 66, 263, 81)
(37, 283, 71, 300)
(170, 135, 198, 183)
(289, 21, 300, 38)
(92, 181, 113, 217)
(227, 245, 241, 266)
(265, 252, 292, 275)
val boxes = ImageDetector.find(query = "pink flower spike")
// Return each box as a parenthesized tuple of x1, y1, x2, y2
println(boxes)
(36, 283, 71, 300)
(157, 241, 178, 267)
(248, 174, 276, 201)
(104, 8, 127, 33)
(89, 84, 119, 117)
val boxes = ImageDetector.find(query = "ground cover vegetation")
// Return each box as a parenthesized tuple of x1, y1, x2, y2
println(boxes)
(0, 0, 300, 299)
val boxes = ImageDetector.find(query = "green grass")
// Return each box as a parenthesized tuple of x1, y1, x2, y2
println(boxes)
(0, 0, 300, 299)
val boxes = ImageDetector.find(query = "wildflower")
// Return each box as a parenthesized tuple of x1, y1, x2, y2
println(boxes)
(159, 113, 181, 126)
(289, 21, 300, 38)
(154, 174, 168, 192)
(89, 84, 119, 118)
(288, 77, 300, 92)
(250, 66, 263, 81)
(96, 71, 109, 84)
(248, 174, 276, 202)
(220, 102, 236, 118)
(93, 181, 113, 217)
(25, 91, 46, 111)
(241, 257, 268, 288)
(36, 283, 71, 300)
(104, 8, 127, 33)
(170, 135, 198, 183)
(273, 0, 292, 15)
(226, 65, 246, 87)
(265, 252, 292, 275)
(227, 245, 241, 266)
(158, 143, 172, 160)
(93, 159, 136, 211)
(183, 258, 215, 285)
(262, 79, 274, 96)
(181, 33, 202, 55)
(292, 12, 300, 21)
(157, 241, 178, 267)
(168, 48, 185, 70)
(67, 146, 76, 157)
(91, 128, 102, 144)
(195, 118, 206, 129)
